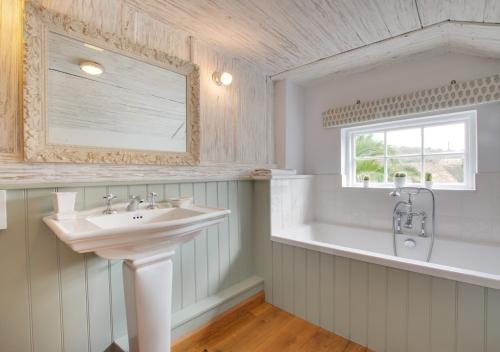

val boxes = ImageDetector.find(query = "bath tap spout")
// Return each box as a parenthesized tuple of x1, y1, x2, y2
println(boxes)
(404, 212, 414, 229)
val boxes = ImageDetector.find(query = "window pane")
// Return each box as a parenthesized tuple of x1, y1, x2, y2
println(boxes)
(387, 128, 421, 156)
(388, 158, 421, 183)
(424, 123, 465, 154)
(355, 133, 384, 157)
(356, 159, 384, 183)
(424, 156, 464, 183)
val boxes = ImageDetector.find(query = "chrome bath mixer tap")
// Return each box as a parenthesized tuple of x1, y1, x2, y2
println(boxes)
(390, 187, 436, 262)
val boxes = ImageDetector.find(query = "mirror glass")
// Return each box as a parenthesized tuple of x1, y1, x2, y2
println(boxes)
(47, 32, 187, 152)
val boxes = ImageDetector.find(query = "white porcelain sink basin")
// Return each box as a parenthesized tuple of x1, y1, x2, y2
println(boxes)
(43, 202, 230, 352)
(44, 203, 229, 260)
(87, 207, 203, 229)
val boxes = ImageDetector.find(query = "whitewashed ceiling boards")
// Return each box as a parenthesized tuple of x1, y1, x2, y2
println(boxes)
(129, 0, 500, 78)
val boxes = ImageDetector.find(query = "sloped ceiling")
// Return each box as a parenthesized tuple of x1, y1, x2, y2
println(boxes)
(274, 21, 500, 83)
(128, 0, 500, 76)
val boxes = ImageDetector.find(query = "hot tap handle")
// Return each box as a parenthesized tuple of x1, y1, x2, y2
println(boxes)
(102, 194, 118, 214)
(103, 194, 117, 203)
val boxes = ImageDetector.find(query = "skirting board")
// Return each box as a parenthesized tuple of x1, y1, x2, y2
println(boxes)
(113, 275, 264, 351)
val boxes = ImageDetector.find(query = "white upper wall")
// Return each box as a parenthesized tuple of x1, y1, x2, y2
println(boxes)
(274, 80, 305, 173)
(303, 53, 500, 174)
(286, 83, 305, 173)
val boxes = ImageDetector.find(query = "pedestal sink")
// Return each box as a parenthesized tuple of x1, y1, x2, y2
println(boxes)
(43, 202, 230, 352)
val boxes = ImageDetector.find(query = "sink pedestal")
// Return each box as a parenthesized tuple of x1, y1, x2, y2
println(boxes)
(122, 250, 175, 352)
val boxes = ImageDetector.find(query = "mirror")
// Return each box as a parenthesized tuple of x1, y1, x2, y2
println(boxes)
(48, 32, 187, 152)
(23, 3, 200, 165)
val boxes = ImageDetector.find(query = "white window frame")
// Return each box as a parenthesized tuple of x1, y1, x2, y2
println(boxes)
(341, 110, 477, 190)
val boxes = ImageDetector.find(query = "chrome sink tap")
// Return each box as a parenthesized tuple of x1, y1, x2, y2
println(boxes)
(103, 194, 118, 215)
(127, 195, 144, 212)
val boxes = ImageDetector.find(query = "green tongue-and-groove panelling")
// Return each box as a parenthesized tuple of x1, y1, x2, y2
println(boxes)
(0, 180, 254, 352)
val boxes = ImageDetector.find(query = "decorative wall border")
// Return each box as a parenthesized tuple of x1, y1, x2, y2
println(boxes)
(322, 74, 500, 128)
(23, 2, 200, 165)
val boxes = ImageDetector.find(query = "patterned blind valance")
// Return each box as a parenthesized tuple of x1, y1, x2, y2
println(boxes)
(322, 74, 500, 128)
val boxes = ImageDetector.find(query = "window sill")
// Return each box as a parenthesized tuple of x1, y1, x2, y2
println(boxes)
(342, 185, 476, 191)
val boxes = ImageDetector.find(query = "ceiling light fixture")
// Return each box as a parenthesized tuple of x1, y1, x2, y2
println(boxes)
(79, 61, 104, 75)
(212, 71, 233, 86)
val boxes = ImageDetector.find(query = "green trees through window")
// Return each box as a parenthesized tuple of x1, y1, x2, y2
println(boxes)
(354, 134, 420, 183)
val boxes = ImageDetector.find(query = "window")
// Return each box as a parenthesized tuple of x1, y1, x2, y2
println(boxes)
(342, 110, 477, 190)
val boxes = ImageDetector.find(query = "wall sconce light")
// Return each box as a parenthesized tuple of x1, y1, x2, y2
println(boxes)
(79, 61, 104, 75)
(212, 71, 233, 86)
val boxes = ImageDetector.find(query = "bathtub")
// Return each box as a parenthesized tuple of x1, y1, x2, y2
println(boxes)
(272, 222, 500, 290)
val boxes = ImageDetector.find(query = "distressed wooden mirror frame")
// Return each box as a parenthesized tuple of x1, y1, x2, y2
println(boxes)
(23, 2, 200, 165)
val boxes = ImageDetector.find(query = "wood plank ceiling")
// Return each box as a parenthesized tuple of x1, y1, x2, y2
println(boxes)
(128, 0, 500, 76)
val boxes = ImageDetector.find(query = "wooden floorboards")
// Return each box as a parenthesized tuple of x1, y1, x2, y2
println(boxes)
(172, 291, 373, 352)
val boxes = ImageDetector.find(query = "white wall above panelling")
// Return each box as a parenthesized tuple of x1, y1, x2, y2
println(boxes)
(273, 80, 305, 173)
(0, 0, 22, 159)
(0, 0, 275, 182)
(304, 53, 500, 175)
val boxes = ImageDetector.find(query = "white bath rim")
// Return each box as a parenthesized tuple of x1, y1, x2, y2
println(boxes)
(271, 230, 500, 291)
